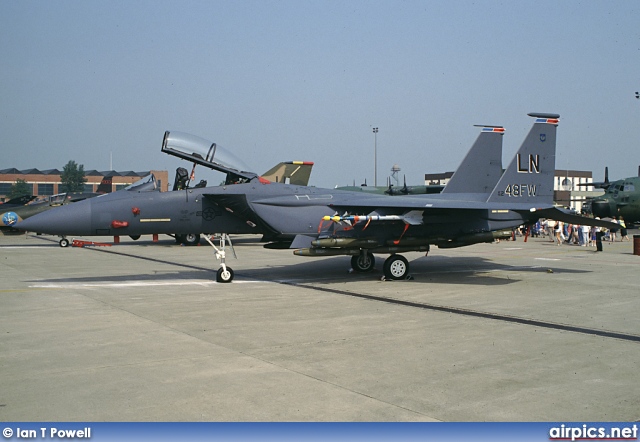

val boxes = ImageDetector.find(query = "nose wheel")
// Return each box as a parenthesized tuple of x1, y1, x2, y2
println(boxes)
(204, 234, 236, 283)
(216, 265, 234, 283)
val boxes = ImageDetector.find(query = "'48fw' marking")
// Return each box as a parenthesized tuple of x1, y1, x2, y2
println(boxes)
(499, 184, 537, 197)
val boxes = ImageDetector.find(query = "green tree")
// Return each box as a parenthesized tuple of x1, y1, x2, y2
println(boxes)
(60, 160, 87, 193)
(9, 178, 32, 198)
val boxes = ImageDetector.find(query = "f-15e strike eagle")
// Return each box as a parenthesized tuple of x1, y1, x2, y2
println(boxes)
(16, 113, 616, 282)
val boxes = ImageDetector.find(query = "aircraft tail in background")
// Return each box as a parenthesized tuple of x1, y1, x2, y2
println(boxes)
(96, 176, 114, 194)
(261, 161, 314, 186)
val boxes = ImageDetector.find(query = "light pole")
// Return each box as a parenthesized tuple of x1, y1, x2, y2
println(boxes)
(372, 127, 378, 186)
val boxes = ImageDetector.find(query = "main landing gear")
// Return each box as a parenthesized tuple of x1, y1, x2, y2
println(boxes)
(350, 250, 412, 280)
(175, 233, 201, 246)
(351, 251, 375, 272)
(382, 254, 410, 280)
(204, 234, 236, 283)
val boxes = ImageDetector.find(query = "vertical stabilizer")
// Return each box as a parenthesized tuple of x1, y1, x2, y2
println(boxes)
(487, 113, 559, 205)
(96, 175, 114, 194)
(441, 126, 504, 194)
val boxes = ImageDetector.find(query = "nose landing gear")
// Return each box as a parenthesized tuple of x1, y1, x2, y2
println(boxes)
(204, 234, 236, 283)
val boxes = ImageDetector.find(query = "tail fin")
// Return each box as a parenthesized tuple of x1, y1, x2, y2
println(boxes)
(486, 113, 559, 205)
(261, 161, 314, 185)
(96, 175, 114, 193)
(441, 125, 504, 194)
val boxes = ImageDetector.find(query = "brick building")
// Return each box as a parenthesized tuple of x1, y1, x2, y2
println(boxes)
(0, 168, 169, 200)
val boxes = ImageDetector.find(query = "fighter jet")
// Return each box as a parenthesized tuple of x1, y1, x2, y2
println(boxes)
(16, 114, 617, 282)
(15, 121, 504, 276)
(0, 195, 37, 207)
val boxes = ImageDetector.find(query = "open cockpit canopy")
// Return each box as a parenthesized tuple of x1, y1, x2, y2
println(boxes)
(162, 131, 257, 183)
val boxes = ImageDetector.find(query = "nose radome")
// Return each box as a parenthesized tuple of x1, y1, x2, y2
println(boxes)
(15, 200, 93, 236)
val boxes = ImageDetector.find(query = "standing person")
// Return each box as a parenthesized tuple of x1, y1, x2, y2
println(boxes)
(581, 224, 589, 246)
(609, 217, 618, 242)
(555, 221, 564, 246)
(546, 219, 556, 242)
(589, 225, 597, 247)
(572, 224, 581, 245)
(619, 217, 629, 241)
(595, 218, 604, 252)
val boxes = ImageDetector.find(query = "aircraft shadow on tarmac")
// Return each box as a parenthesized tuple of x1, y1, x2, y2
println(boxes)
(238, 254, 590, 287)
(24, 241, 591, 288)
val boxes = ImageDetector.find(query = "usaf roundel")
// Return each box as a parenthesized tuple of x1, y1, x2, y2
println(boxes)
(2, 211, 19, 226)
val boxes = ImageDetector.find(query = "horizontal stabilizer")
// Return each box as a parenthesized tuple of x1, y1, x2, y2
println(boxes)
(533, 207, 621, 230)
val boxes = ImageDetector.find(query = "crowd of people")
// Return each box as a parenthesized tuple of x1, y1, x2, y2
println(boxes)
(533, 217, 631, 249)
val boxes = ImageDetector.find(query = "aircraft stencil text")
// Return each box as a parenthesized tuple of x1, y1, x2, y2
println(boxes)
(498, 184, 537, 197)
(517, 154, 540, 173)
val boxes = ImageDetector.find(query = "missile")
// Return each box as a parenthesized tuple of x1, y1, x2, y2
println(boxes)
(322, 210, 423, 226)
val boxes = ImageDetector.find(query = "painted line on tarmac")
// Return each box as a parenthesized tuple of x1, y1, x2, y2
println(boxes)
(0, 245, 58, 249)
(30, 279, 264, 289)
(278, 281, 640, 344)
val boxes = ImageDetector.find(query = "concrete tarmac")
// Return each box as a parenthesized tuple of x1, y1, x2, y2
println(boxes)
(1, 232, 639, 421)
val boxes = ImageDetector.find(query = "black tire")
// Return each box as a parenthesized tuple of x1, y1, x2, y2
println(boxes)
(383, 254, 409, 280)
(216, 266, 234, 283)
(351, 252, 375, 272)
(59, 238, 69, 248)
(129, 235, 141, 241)
(183, 233, 200, 246)
(175, 234, 185, 245)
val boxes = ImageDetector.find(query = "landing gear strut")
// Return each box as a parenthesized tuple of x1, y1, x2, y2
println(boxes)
(351, 251, 375, 272)
(204, 234, 236, 283)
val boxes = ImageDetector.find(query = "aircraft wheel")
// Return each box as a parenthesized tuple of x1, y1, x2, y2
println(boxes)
(216, 266, 234, 283)
(383, 254, 409, 280)
(59, 238, 70, 248)
(351, 252, 375, 272)
(183, 233, 201, 246)
(174, 234, 185, 244)
(129, 235, 141, 241)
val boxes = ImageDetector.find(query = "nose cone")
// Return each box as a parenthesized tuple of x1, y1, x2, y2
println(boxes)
(591, 199, 614, 218)
(15, 200, 93, 235)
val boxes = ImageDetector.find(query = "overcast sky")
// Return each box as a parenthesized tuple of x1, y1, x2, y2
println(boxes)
(2, 1, 639, 188)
